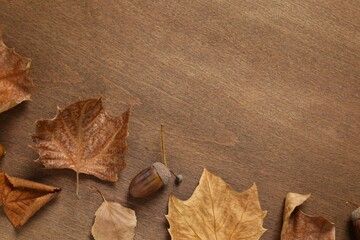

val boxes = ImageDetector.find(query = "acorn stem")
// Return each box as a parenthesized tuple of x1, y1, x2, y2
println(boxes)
(76, 172, 80, 199)
(347, 201, 360, 208)
(91, 185, 107, 202)
(161, 124, 167, 167)
(171, 170, 183, 184)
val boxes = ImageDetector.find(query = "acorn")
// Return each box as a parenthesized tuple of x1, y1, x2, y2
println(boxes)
(352, 207, 360, 239)
(129, 162, 171, 198)
(129, 125, 182, 198)
(346, 201, 360, 239)
(0, 144, 6, 158)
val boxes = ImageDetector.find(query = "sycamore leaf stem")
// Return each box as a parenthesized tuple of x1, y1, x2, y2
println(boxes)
(161, 124, 167, 167)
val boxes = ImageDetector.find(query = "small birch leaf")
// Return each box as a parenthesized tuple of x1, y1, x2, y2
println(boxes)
(31, 98, 130, 196)
(166, 169, 267, 240)
(0, 172, 61, 228)
(91, 189, 136, 240)
(0, 37, 33, 113)
(281, 192, 335, 240)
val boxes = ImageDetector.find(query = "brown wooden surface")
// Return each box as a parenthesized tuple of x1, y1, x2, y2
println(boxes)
(0, 1, 359, 239)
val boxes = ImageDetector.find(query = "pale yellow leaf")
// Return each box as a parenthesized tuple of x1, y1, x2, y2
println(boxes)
(281, 192, 335, 240)
(166, 169, 267, 240)
(91, 195, 136, 240)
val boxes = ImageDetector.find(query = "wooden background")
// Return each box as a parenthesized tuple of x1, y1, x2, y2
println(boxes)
(0, 1, 359, 239)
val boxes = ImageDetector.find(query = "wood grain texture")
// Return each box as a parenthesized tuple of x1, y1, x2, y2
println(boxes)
(0, 0, 359, 239)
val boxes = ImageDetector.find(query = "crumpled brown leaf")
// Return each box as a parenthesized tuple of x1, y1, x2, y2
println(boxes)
(0, 37, 33, 113)
(166, 169, 267, 240)
(0, 172, 61, 228)
(281, 192, 335, 240)
(92, 188, 136, 240)
(31, 98, 130, 196)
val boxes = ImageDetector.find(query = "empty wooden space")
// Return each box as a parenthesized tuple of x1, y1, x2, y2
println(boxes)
(0, 1, 359, 239)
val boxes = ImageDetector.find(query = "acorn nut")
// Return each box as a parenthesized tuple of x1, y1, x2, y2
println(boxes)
(129, 162, 171, 198)
(0, 144, 6, 158)
(128, 125, 182, 198)
(352, 207, 360, 240)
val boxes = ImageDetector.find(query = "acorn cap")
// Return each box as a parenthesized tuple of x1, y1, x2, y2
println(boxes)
(352, 207, 360, 221)
(153, 162, 171, 185)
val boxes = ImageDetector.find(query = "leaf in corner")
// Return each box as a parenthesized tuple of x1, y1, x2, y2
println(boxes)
(166, 169, 267, 240)
(31, 98, 130, 196)
(0, 37, 33, 113)
(280, 192, 335, 240)
(92, 189, 136, 240)
(0, 172, 61, 228)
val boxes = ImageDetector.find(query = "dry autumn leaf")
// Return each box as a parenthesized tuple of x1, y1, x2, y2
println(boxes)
(31, 98, 130, 197)
(92, 187, 137, 240)
(0, 172, 60, 228)
(166, 169, 267, 240)
(0, 37, 33, 113)
(281, 192, 335, 240)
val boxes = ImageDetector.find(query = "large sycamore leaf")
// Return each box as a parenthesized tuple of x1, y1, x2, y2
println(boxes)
(31, 98, 130, 196)
(0, 37, 33, 113)
(166, 169, 267, 240)
(92, 188, 137, 240)
(0, 172, 60, 228)
(281, 193, 335, 240)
